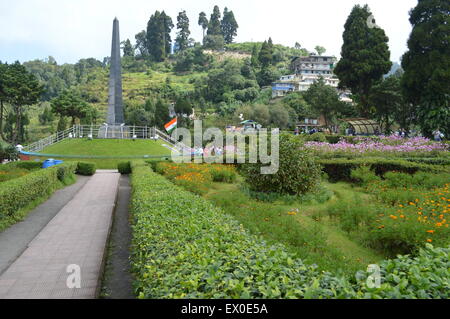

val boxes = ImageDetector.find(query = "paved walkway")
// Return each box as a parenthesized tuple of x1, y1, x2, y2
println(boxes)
(0, 170, 120, 299)
(0, 175, 91, 275)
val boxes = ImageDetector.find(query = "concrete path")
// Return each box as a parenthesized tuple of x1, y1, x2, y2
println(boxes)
(0, 175, 91, 275)
(0, 170, 120, 299)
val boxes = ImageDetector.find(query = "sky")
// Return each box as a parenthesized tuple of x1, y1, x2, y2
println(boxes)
(0, 0, 418, 65)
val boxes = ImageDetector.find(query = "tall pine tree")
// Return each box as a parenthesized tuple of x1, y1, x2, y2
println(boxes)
(175, 10, 190, 52)
(401, 0, 450, 136)
(207, 6, 222, 36)
(334, 5, 392, 116)
(204, 6, 224, 50)
(221, 7, 239, 44)
(121, 39, 134, 57)
(198, 12, 208, 41)
(146, 11, 174, 62)
(258, 39, 274, 67)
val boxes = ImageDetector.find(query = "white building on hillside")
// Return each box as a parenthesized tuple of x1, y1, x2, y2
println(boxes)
(272, 54, 349, 100)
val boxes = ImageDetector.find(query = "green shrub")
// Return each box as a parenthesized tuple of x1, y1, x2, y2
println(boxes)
(118, 161, 132, 175)
(0, 162, 77, 222)
(325, 135, 342, 144)
(240, 134, 322, 195)
(355, 245, 450, 299)
(305, 132, 327, 142)
(350, 166, 381, 186)
(0, 143, 19, 163)
(130, 163, 450, 299)
(76, 162, 96, 176)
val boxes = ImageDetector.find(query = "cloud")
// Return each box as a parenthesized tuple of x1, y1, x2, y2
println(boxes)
(0, 0, 417, 64)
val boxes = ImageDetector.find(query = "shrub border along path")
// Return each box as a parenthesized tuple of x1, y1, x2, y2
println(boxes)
(130, 162, 450, 299)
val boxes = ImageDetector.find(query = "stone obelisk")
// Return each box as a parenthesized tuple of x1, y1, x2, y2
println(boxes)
(107, 17, 124, 125)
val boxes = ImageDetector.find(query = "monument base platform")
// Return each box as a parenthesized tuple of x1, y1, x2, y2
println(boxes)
(98, 125, 130, 139)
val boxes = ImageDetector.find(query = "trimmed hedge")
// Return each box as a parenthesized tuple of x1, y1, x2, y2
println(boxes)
(76, 162, 96, 176)
(118, 161, 132, 175)
(318, 158, 447, 182)
(1, 161, 42, 170)
(403, 157, 450, 166)
(130, 163, 449, 299)
(0, 162, 77, 220)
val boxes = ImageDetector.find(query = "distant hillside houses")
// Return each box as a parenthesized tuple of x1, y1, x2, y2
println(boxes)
(272, 54, 352, 102)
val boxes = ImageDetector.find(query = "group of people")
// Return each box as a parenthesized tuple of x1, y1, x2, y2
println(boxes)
(187, 146, 224, 157)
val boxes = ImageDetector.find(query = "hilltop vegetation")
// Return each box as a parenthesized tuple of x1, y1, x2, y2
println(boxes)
(0, 1, 447, 147)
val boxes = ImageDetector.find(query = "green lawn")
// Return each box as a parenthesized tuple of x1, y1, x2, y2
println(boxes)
(31, 139, 172, 169)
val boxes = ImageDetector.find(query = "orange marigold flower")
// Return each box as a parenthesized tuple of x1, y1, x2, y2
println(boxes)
(427, 239, 433, 243)
(426, 230, 435, 234)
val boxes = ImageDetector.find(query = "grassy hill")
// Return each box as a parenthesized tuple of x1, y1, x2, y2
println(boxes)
(31, 139, 171, 169)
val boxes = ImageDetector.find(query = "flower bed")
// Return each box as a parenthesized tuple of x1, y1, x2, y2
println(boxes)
(365, 177, 450, 254)
(154, 162, 236, 195)
(306, 135, 449, 156)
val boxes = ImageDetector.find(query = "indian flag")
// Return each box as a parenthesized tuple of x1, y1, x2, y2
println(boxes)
(164, 117, 177, 133)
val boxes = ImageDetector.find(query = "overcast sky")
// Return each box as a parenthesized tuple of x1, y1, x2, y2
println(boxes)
(0, 0, 418, 65)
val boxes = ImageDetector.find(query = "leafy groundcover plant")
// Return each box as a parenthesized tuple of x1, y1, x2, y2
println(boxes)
(130, 162, 449, 299)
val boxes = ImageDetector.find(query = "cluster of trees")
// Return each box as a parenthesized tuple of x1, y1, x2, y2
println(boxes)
(0, 62, 43, 144)
(335, 1, 449, 136)
(201, 6, 238, 50)
(50, 89, 99, 131)
(131, 5, 239, 62)
(0, 58, 104, 144)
